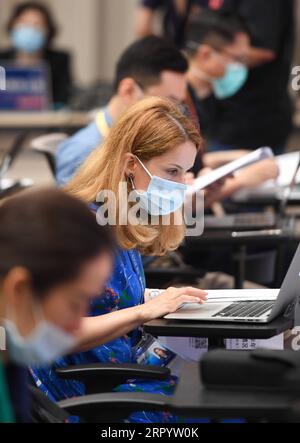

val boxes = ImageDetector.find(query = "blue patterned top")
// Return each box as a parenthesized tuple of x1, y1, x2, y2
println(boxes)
(30, 205, 192, 423)
(30, 247, 146, 402)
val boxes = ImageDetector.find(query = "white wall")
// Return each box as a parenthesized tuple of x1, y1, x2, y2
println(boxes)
(2, 0, 300, 87)
(45, 0, 137, 85)
(100, 0, 137, 80)
(45, 0, 104, 85)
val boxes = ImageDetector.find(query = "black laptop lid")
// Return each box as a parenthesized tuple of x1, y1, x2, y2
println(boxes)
(269, 244, 300, 321)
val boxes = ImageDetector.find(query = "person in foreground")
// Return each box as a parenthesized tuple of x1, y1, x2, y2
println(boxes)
(0, 188, 114, 422)
(1, 187, 203, 423)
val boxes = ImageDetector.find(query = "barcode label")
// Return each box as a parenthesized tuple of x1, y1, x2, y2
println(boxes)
(0, 66, 6, 91)
(226, 335, 284, 350)
(189, 338, 208, 349)
(0, 327, 6, 351)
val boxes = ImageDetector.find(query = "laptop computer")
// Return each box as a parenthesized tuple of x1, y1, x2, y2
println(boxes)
(204, 157, 300, 232)
(233, 152, 300, 204)
(205, 212, 276, 231)
(165, 243, 300, 324)
(0, 61, 52, 111)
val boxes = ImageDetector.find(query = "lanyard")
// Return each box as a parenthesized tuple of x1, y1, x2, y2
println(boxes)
(95, 110, 111, 139)
(90, 205, 145, 302)
(185, 89, 201, 131)
(127, 250, 145, 304)
(0, 359, 15, 423)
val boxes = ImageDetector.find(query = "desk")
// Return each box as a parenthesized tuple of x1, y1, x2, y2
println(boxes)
(234, 195, 300, 210)
(144, 315, 293, 349)
(182, 226, 293, 289)
(170, 362, 299, 422)
(0, 111, 91, 131)
(233, 185, 300, 209)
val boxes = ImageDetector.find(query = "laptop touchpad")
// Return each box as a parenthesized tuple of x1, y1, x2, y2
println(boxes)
(164, 303, 229, 320)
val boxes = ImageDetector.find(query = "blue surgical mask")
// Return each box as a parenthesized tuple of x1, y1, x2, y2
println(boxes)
(11, 25, 46, 54)
(3, 303, 77, 366)
(212, 62, 248, 100)
(130, 157, 188, 216)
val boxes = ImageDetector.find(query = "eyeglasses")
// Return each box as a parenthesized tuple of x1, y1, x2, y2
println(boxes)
(185, 40, 247, 64)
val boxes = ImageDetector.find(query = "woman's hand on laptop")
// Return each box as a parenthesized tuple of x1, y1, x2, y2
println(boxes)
(141, 287, 207, 321)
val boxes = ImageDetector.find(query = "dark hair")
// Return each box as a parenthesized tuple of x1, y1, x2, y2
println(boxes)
(185, 10, 248, 55)
(113, 36, 188, 92)
(0, 188, 114, 296)
(6, 1, 58, 46)
(154, 348, 167, 358)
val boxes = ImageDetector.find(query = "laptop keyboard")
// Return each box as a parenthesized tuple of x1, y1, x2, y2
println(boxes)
(234, 213, 275, 226)
(213, 301, 274, 319)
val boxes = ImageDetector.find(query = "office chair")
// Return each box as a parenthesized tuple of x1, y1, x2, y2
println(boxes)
(69, 81, 113, 111)
(168, 360, 300, 424)
(31, 363, 170, 423)
(198, 350, 300, 423)
(144, 251, 207, 289)
(180, 233, 289, 289)
(30, 133, 68, 177)
(30, 386, 167, 423)
(55, 363, 171, 395)
(0, 131, 33, 199)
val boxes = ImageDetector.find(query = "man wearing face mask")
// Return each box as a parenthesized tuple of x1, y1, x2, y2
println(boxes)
(56, 36, 189, 186)
(0, 2, 72, 107)
(184, 10, 279, 202)
(185, 10, 250, 141)
(187, 2, 295, 155)
(136, 0, 225, 48)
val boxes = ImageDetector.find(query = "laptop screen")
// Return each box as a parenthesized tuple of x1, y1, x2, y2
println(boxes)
(0, 61, 52, 111)
(279, 154, 300, 215)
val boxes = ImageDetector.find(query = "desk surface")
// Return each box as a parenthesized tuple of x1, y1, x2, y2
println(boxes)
(170, 362, 298, 420)
(233, 191, 300, 207)
(0, 111, 91, 129)
(184, 227, 292, 247)
(144, 315, 293, 340)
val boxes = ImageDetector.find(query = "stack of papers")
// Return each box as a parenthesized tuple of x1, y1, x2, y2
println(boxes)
(235, 151, 300, 200)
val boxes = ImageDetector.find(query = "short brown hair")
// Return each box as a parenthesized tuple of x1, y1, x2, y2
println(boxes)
(0, 187, 114, 296)
(7, 2, 58, 46)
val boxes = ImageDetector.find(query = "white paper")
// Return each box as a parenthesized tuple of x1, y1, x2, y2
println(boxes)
(158, 336, 208, 362)
(225, 334, 284, 351)
(0, 178, 34, 190)
(0, 327, 6, 351)
(234, 151, 300, 200)
(187, 147, 274, 194)
(0, 178, 16, 190)
(167, 355, 187, 377)
(275, 151, 300, 187)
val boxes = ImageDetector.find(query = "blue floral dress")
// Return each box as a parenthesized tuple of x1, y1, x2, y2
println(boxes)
(30, 247, 187, 423)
